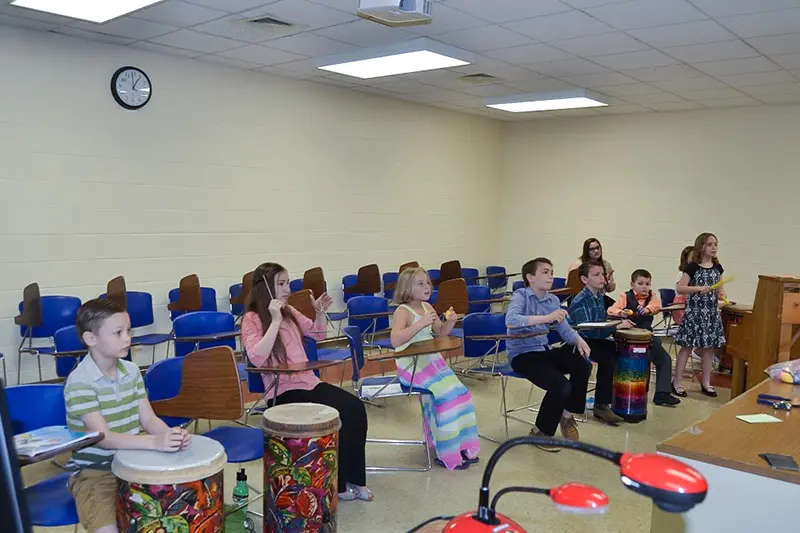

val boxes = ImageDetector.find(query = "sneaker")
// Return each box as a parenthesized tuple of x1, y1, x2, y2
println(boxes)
(530, 428, 560, 453)
(593, 406, 624, 426)
(559, 416, 580, 441)
(653, 392, 681, 406)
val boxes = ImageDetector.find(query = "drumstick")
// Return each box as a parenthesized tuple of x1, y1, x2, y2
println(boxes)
(262, 275, 275, 300)
(710, 276, 734, 290)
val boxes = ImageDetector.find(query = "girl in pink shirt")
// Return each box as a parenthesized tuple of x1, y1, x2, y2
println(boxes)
(241, 262, 373, 502)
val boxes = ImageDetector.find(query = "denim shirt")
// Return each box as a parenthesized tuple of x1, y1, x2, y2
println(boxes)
(505, 287, 580, 360)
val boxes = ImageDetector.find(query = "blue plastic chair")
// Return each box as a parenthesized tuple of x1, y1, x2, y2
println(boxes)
(100, 291, 172, 364)
(429, 290, 438, 305)
(144, 358, 191, 428)
(173, 311, 237, 358)
(17, 295, 81, 383)
(229, 284, 244, 316)
(167, 287, 217, 320)
(342, 274, 369, 302)
(342, 326, 432, 472)
(7, 384, 79, 529)
(53, 326, 86, 379)
(512, 280, 525, 292)
(289, 279, 303, 293)
(467, 285, 492, 314)
(460, 313, 507, 376)
(552, 277, 567, 290)
(347, 296, 394, 351)
(486, 266, 507, 294)
(427, 269, 440, 285)
(659, 288, 676, 308)
(383, 272, 399, 301)
(0, 353, 5, 384)
(654, 288, 679, 336)
(462, 267, 480, 286)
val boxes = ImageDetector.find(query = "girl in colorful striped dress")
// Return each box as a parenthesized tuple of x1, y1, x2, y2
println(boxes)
(390, 268, 480, 470)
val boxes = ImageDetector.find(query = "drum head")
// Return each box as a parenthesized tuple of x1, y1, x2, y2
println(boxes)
(615, 328, 653, 342)
(112, 434, 226, 484)
(263, 402, 342, 438)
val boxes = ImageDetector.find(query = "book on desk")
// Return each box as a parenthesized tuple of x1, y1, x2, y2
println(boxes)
(14, 426, 101, 459)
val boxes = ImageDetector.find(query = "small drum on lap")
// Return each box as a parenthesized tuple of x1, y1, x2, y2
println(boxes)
(112, 434, 226, 533)
(613, 328, 652, 423)
(262, 403, 342, 533)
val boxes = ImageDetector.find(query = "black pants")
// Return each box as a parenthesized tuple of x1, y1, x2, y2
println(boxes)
(588, 337, 674, 404)
(270, 383, 367, 492)
(650, 337, 673, 394)
(510, 345, 592, 436)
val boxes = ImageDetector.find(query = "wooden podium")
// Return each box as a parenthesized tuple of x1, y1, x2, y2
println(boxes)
(727, 275, 800, 398)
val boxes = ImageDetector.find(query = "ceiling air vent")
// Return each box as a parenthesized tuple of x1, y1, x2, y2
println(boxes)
(246, 16, 294, 27)
(458, 73, 498, 83)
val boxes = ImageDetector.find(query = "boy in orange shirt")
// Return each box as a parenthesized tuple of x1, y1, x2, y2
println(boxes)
(608, 269, 681, 407)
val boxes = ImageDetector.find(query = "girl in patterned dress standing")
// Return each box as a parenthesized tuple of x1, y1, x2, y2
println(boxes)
(672, 233, 728, 398)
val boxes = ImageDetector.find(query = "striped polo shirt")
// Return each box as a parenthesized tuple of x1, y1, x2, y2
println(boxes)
(64, 355, 146, 471)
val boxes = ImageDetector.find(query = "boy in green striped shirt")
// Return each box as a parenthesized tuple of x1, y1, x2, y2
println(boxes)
(65, 298, 190, 533)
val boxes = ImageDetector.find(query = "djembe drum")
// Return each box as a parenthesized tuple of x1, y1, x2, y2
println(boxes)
(262, 403, 342, 532)
(613, 328, 652, 423)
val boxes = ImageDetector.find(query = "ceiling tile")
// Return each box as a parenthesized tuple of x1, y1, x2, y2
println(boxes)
(563, 0, 631, 7)
(259, 64, 319, 79)
(719, 8, 800, 39)
(560, 71, 639, 87)
(149, 29, 246, 53)
(528, 58, 608, 76)
(191, 14, 301, 43)
(549, 31, 650, 57)
(747, 34, 800, 56)
(445, 94, 484, 107)
(132, 1, 228, 27)
(435, 24, 533, 51)
(773, 53, 800, 69)
(646, 101, 705, 111)
(503, 10, 614, 42)
(267, 33, 358, 56)
(0, 13, 60, 31)
(755, 93, 800, 104)
(70, 18, 177, 40)
(585, 0, 707, 31)
(215, 43, 307, 64)
(651, 75, 729, 91)
(307, 0, 362, 12)
(595, 82, 662, 96)
(184, 0, 281, 13)
(454, 83, 521, 97)
(371, 79, 441, 93)
(624, 92, 686, 104)
(309, 75, 358, 88)
(484, 43, 572, 64)
(0, 4, 75, 24)
(445, 0, 573, 24)
(241, 0, 356, 30)
(621, 63, 706, 81)
(686, 0, 800, 18)
(664, 40, 760, 63)
(51, 27, 135, 45)
(590, 49, 678, 70)
(716, 69, 798, 87)
(197, 54, 262, 69)
(693, 56, 781, 76)
(479, 64, 543, 82)
(595, 103, 652, 113)
(698, 96, 760, 107)
(395, 89, 469, 103)
(739, 82, 800, 96)
(503, 78, 578, 92)
(405, 4, 487, 36)
(627, 20, 736, 48)
(401, 69, 471, 88)
(674, 87, 746, 100)
(130, 41, 203, 57)
(314, 20, 416, 47)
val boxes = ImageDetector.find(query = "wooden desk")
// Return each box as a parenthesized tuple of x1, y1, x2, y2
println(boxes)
(368, 336, 463, 362)
(651, 379, 800, 533)
(246, 360, 343, 403)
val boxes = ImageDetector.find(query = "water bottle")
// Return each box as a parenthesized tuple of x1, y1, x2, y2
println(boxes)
(586, 396, 595, 410)
(232, 468, 249, 525)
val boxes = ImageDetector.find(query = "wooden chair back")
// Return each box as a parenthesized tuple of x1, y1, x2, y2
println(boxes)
(437, 260, 463, 286)
(344, 264, 381, 295)
(303, 267, 326, 299)
(434, 278, 468, 316)
(399, 261, 419, 273)
(288, 289, 316, 321)
(150, 346, 243, 420)
(15, 282, 42, 327)
(106, 276, 128, 311)
(230, 271, 254, 307)
(168, 274, 202, 312)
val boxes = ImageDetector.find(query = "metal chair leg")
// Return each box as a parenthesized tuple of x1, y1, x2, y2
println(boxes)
(365, 394, 432, 472)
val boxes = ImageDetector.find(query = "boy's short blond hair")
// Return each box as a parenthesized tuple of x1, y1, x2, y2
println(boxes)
(392, 267, 429, 305)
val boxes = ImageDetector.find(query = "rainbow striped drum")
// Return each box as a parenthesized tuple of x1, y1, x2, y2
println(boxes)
(613, 328, 652, 423)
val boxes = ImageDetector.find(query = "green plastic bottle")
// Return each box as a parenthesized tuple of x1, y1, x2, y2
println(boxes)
(232, 468, 249, 525)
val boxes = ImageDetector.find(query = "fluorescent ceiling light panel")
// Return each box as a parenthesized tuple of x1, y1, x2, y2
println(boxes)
(11, 0, 165, 23)
(317, 38, 472, 79)
(485, 89, 608, 113)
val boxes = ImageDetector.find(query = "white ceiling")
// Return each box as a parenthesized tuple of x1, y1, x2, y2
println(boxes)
(3, 0, 800, 120)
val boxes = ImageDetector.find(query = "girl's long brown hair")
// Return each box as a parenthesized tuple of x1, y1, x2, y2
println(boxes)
(678, 245, 694, 272)
(244, 262, 300, 364)
(690, 233, 719, 265)
(580, 238, 608, 278)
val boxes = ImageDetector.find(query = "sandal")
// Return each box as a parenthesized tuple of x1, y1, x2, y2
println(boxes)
(338, 483, 374, 502)
(700, 385, 718, 398)
(435, 458, 470, 470)
(671, 383, 688, 398)
(461, 452, 479, 465)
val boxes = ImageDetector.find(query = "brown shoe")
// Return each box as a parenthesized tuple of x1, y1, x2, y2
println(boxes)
(559, 416, 580, 441)
(530, 429, 560, 453)
(593, 406, 624, 426)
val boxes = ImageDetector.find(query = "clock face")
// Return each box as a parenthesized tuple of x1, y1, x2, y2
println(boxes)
(111, 67, 152, 110)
